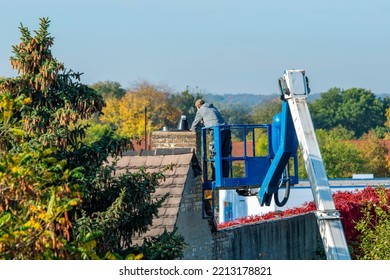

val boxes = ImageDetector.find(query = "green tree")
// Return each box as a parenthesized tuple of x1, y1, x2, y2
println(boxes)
(314, 127, 366, 178)
(220, 105, 254, 140)
(169, 87, 202, 126)
(0, 18, 185, 260)
(310, 88, 385, 138)
(309, 87, 343, 130)
(340, 88, 385, 138)
(220, 105, 252, 126)
(90, 80, 126, 100)
(251, 98, 282, 124)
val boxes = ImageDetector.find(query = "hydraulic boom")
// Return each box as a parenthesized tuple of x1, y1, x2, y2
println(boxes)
(278, 69, 350, 259)
(200, 69, 351, 260)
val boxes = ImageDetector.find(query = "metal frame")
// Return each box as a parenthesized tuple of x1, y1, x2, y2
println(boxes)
(280, 69, 351, 259)
(200, 69, 351, 260)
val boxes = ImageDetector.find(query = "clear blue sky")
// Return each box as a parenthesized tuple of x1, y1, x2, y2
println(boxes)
(1, 0, 390, 95)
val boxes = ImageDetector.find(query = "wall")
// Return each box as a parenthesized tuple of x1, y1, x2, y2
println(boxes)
(150, 130, 214, 259)
(212, 212, 326, 260)
(151, 130, 200, 155)
(175, 166, 214, 260)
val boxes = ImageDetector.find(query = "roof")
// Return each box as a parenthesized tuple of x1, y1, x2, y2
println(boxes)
(112, 149, 201, 243)
(232, 141, 254, 157)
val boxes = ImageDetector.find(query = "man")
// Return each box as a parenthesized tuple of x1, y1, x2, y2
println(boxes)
(190, 99, 231, 179)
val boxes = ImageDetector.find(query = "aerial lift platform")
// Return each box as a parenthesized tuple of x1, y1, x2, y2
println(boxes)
(201, 69, 351, 260)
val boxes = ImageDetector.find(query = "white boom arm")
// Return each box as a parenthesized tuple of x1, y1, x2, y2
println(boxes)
(282, 69, 351, 260)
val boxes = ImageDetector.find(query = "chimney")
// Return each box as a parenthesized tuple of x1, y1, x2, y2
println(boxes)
(150, 115, 200, 155)
(177, 115, 189, 131)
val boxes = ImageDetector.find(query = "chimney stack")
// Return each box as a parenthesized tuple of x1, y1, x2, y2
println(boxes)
(150, 115, 200, 155)
(177, 115, 189, 131)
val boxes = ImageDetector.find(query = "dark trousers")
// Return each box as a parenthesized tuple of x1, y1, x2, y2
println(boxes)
(209, 129, 232, 179)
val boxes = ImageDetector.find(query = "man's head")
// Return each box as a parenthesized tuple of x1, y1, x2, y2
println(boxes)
(195, 99, 205, 109)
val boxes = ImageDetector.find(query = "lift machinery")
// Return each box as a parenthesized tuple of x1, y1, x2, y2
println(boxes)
(201, 69, 351, 260)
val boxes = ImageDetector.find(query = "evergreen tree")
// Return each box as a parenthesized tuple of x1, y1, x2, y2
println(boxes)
(0, 18, 185, 260)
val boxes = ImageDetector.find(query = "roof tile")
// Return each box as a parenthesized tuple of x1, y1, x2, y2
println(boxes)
(108, 150, 199, 245)
(129, 156, 147, 167)
(178, 153, 194, 163)
(165, 207, 179, 216)
(115, 156, 130, 168)
(173, 176, 187, 185)
(161, 155, 180, 166)
(175, 166, 190, 176)
(160, 177, 174, 186)
(146, 156, 163, 167)
(166, 196, 182, 207)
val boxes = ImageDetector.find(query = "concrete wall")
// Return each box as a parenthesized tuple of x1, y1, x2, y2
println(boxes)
(212, 212, 326, 260)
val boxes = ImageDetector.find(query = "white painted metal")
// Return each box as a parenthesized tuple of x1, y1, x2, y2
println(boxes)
(283, 69, 351, 260)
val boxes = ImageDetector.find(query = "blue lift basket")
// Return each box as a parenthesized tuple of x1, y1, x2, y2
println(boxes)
(201, 101, 299, 220)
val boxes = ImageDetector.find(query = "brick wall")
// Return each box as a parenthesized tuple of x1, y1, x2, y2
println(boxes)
(151, 130, 200, 155)
(176, 166, 214, 260)
(150, 129, 213, 259)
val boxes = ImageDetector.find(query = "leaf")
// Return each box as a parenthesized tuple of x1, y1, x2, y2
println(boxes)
(83, 240, 96, 251)
(47, 191, 56, 216)
(0, 213, 11, 227)
(20, 154, 32, 165)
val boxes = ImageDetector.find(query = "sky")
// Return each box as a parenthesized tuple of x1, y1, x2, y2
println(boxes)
(1, 0, 390, 95)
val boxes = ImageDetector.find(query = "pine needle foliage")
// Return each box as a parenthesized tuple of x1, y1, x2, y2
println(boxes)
(0, 18, 185, 260)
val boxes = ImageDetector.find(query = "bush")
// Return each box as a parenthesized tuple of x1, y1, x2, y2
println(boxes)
(218, 186, 390, 260)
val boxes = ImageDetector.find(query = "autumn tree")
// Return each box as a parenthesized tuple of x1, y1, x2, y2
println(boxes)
(357, 131, 390, 177)
(0, 18, 185, 260)
(384, 107, 390, 138)
(100, 81, 182, 137)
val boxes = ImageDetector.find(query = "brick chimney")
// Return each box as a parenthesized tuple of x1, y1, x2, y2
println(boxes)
(150, 114, 202, 157)
(151, 130, 200, 155)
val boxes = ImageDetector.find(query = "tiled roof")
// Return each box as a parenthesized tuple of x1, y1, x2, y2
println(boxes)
(112, 150, 200, 244)
(232, 141, 254, 157)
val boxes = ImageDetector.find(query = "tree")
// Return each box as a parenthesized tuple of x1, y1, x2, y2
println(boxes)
(384, 107, 390, 138)
(168, 87, 202, 126)
(90, 80, 126, 100)
(100, 81, 182, 137)
(340, 88, 385, 138)
(220, 105, 254, 140)
(310, 88, 386, 138)
(358, 132, 389, 177)
(301, 127, 366, 178)
(309, 87, 343, 130)
(250, 98, 282, 124)
(0, 18, 185, 259)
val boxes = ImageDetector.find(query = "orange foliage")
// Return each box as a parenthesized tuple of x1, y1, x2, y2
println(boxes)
(100, 82, 181, 138)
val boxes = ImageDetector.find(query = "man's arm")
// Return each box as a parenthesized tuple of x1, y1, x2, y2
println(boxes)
(190, 111, 203, 131)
